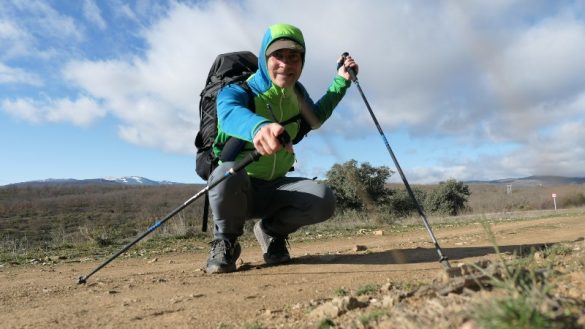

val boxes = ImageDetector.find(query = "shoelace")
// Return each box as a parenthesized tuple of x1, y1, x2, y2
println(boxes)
(209, 240, 231, 257)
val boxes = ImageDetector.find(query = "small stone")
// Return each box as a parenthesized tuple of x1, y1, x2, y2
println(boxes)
(357, 295, 370, 305)
(309, 302, 340, 320)
(567, 287, 582, 299)
(332, 296, 364, 311)
(353, 245, 368, 252)
(373, 230, 384, 236)
(380, 282, 393, 291)
(148, 258, 158, 264)
(382, 294, 399, 308)
(533, 251, 545, 262)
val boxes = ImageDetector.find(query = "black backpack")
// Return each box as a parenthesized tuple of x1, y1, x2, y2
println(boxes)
(194, 51, 257, 181)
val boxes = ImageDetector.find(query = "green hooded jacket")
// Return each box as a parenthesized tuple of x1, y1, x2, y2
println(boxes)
(215, 23, 351, 181)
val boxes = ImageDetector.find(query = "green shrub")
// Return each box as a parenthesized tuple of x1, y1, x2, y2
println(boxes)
(472, 295, 560, 329)
(424, 179, 470, 216)
(317, 319, 335, 329)
(325, 159, 392, 211)
(356, 283, 379, 296)
(470, 223, 563, 329)
(334, 287, 349, 297)
(559, 192, 585, 208)
(384, 187, 427, 218)
(357, 309, 387, 326)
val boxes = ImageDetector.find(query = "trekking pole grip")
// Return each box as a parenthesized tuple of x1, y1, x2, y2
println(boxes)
(338, 52, 358, 82)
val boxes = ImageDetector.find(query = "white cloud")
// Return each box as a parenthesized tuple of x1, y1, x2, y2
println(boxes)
(0, 63, 42, 86)
(83, 0, 107, 30)
(62, 2, 260, 153)
(0, 19, 35, 59)
(397, 165, 471, 184)
(0, 1, 84, 60)
(1, 98, 43, 123)
(113, 1, 138, 22)
(10, 0, 83, 41)
(1, 97, 106, 127)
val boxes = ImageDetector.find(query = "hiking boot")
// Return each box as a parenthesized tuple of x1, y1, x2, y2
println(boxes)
(254, 221, 291, 265)
(206, 239, 241, 274)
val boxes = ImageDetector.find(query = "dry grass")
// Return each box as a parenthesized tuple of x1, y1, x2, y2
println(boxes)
(1, 182, 584, 261)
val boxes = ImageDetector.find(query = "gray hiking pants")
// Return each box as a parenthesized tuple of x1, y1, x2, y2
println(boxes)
(207, 161, 336, 241)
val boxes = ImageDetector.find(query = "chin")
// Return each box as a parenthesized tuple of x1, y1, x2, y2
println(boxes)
(281, 79, 297, 88)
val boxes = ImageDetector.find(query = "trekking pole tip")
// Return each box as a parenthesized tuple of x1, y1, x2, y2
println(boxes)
(439, 257, 451, 270)
(78, 276, 87, 285)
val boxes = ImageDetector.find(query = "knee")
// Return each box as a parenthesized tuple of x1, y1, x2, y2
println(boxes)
(208, 162, 250, 200)
(315, 184, 336, 221)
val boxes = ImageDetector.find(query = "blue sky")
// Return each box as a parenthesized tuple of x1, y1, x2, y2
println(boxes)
(2, 0, 585, 186)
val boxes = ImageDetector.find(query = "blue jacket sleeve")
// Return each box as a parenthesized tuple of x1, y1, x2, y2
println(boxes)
(216, 84, 271, 142)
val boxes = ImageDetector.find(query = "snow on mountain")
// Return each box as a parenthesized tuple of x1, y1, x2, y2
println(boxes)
(103, 176, 160, 185)
(5, 177, 182, 187)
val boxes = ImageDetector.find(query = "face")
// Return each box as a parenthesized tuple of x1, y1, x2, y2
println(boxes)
(266, 49, 303, 88)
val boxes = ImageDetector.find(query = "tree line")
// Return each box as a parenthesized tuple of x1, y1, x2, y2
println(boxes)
(325, 159, 470, 217)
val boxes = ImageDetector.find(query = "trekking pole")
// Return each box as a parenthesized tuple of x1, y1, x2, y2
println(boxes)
(78, 151, 261, 284)
(340, 52, 451, 270)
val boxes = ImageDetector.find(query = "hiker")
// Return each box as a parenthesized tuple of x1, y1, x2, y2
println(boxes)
(206, 23, 358, 273)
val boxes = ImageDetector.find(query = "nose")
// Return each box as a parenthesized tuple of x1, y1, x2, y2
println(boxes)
(277, 58, 289, 68)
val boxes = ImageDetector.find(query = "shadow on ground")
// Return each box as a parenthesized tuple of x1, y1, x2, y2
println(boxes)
(238, 237, 582, 273)
(290, 242, 554, 266)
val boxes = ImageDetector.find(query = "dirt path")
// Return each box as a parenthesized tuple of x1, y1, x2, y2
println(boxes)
(1, 215, 584, 329)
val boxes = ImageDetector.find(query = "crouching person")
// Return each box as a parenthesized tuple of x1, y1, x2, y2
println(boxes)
(206, 23, 358, 273)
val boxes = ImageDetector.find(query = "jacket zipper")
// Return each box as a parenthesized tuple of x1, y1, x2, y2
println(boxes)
(266, 90, 288, 180)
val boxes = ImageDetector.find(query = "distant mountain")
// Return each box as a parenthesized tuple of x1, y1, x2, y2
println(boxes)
(5, 177, 183, 187)
(6, 175, 585, 188)
(103, 176, 173, 185)
(466, 175, 585, 187)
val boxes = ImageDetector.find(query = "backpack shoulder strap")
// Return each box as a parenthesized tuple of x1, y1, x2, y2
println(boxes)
(294, 83, 321, 130)
(281, 83, 321, 144)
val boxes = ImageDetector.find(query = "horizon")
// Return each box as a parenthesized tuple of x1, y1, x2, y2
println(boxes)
(2, 1, 585, 186)
(5, 174, 585, 188)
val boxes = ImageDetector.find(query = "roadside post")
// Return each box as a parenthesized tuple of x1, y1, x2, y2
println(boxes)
(552, 193, 557, 211)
